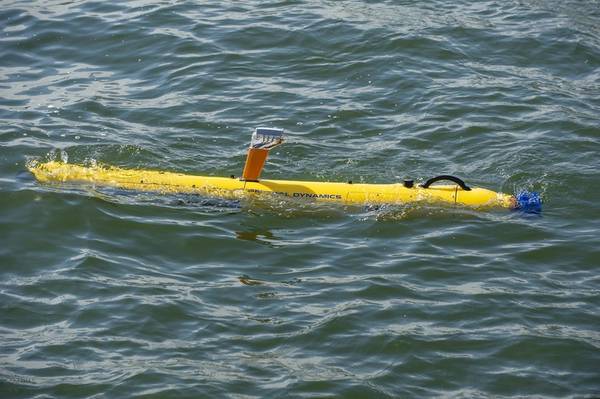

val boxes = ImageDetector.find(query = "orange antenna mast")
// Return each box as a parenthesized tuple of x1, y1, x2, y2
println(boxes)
(241, 127, 284, 181)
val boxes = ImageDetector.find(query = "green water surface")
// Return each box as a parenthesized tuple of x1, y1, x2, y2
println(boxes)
(1, 1, 599, 397)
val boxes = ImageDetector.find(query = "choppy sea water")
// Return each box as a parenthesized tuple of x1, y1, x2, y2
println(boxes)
(1, 1, 599, 397)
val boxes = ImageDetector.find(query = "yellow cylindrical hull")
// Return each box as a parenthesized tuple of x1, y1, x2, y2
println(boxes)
(28, 161, 516, 209)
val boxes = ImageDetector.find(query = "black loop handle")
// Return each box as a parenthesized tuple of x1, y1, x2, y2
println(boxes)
(421, 175, 471, 191)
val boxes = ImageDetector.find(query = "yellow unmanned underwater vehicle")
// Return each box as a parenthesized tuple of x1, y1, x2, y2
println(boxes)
(28, 128, 542, 213)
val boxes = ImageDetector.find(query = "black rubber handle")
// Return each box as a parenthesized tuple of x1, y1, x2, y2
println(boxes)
(421, 175, 471, 191)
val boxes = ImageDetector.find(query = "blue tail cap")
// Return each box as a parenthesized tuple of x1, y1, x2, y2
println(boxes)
(515, 191, 542, 214)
